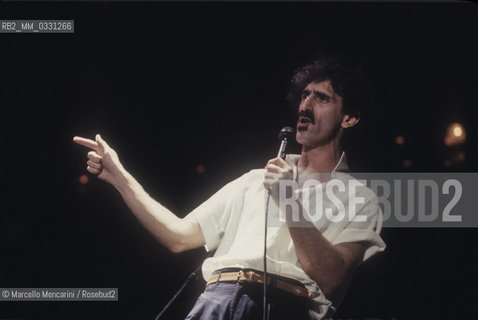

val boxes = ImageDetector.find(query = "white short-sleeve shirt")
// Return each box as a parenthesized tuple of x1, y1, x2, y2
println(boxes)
(192, 153, 386, 319)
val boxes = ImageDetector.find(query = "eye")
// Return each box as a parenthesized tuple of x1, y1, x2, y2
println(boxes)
(316, 93, 330, 103)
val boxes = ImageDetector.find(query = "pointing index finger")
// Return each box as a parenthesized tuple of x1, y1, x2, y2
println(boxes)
(73, 136, 99, 151)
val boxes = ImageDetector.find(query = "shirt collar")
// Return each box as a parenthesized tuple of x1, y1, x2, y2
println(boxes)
(333, 151, 349, 172)
(287, 151, 350, 181)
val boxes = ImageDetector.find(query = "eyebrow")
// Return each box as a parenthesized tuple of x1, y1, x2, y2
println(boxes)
(314, 90, 331, 101)
(302, 89, 332, 101)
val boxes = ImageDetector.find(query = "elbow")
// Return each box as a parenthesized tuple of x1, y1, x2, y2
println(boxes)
(312, 271, 343, 297)
(166, 239, 189, 254)
(304, 263, 347, 297)
(157, 218, 204, 254)
(162, 220, 191, 254)
(153, 234, 186, 253)
(318, 280, 341, 297)
(168, 243, 185, 254)
(166, 233, 194, 254)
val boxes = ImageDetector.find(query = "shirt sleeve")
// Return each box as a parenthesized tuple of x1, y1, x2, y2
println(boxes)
(331, 189, 386, 262)
(189, 173, 246, 252)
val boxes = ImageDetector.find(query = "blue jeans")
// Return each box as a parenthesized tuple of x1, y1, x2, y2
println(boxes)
(185, 281, 310, 320)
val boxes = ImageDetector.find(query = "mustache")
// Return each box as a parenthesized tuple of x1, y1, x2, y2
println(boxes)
(298, 110, 315, 124)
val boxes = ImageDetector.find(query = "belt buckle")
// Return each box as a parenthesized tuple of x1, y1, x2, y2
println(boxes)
(237, 270, 254, 283)
(246, 270, 266, 284)
(237, 270, 246, 283)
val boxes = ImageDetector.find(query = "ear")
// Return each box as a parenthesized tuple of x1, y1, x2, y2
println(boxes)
(341, 113, 360, 129)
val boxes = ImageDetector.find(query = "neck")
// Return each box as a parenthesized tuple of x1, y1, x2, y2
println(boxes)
(298, 140, 342, 173)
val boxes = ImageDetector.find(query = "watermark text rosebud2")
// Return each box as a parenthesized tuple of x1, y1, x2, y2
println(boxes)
(268, 173, 477, 228)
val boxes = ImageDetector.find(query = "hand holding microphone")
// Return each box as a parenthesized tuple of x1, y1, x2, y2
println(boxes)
(264, 127, 295, 196)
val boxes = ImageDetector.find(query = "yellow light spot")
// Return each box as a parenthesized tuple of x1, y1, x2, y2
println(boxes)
(453, 126, 462, 137)
(445, 123, 465, 146)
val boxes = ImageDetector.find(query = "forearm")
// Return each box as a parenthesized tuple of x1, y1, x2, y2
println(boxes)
(264, 157, 364, 295)
(288, 226, 347, 295)
(111, 167, 195, 253)
(74, 135, 205, 252)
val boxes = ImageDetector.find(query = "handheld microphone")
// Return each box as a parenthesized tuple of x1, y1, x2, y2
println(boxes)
(277, 127, 295, 159)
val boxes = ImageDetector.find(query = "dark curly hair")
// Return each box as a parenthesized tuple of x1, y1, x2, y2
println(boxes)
(288, 55, 369, 118)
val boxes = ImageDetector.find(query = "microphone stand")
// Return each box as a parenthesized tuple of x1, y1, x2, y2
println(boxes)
(263, 128, 293, 320)
(263, 190, 271, 320)
(154, 251, 214, 320)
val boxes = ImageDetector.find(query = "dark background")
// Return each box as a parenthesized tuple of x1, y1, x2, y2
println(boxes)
(1, 2, 477, 319)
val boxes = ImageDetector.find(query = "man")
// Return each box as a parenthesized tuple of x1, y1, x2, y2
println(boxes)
(74, 56, 385, 319)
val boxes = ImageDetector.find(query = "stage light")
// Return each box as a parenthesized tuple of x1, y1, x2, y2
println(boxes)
(196, 164, 206, 174)
(395, 136, 404, 145)
(453, 126, 462, 137)
(79, 174, 89, 184)
(445, 123, 466, 146)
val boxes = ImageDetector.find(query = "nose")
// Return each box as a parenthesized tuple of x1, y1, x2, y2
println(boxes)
(299, 95, 313, 112)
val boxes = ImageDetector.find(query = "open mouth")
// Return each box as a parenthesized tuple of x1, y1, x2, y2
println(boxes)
(297, 110, 315, 132)
(297, 113, 314, 131)
(298, 116, 312, 124)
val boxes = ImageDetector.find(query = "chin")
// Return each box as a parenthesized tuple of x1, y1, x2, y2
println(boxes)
(296, 131, 327, 149)
(296, 131, 305, 144)
(296, 131, 312, 147)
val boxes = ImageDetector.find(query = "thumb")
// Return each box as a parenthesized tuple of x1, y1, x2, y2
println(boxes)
(95, 134, 109, 153)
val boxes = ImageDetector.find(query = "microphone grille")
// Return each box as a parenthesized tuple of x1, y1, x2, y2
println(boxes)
(278, 126, 295, 140)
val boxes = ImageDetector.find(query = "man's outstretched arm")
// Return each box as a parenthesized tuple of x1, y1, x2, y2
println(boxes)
(73, 134, 205, 253)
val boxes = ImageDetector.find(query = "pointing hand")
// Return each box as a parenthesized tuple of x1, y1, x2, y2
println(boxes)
(73, 134, 123, 186)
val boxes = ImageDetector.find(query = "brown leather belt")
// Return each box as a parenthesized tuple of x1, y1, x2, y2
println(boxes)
(206, 269, 312, 298)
